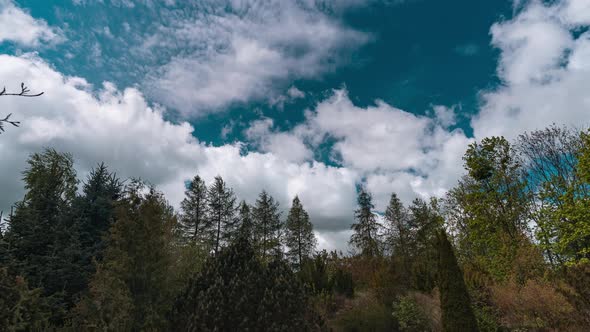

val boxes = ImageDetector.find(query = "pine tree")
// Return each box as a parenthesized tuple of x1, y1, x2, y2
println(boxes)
(285, 196, 317, 268)
(349, 187, 380, 257)
(72, 181, 177, 331)
(207, 176, 237, 254)
(252, 190, 283, 261)
(4, 149, 81, 322)
(438, 230, 479, 332)
(237, 200, 254, 241)
(171, 236, 313, 331)
(73, 163, 122, 291)
(179, 175, 210, 245)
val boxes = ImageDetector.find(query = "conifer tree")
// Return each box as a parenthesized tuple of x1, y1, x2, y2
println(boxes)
(237, 200, 254, 241)
(73, 163, 122, 288)
(207, 176, 237, 254)
(438, 230, 479, 332)
(4, 149, 81, 321)
(252, 190, 283, 261)
(179, 174, 210, 245)
(72, 181, 177, 331)
(384, 193, 411, 255)
(285, 196, 317, 268)
(349, 187, 380, 257)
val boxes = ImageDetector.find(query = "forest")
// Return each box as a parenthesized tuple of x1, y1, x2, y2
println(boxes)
(1, 124, 590, 331)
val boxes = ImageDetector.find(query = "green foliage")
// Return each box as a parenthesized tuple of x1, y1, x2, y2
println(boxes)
(0, 268, 51, 331)
(392, 295, 430, 332)
(437, 230, 479, 332)
(207, 176, 237, 254)
(285, 196, 317, 268)
(179, 174, 210, 245)
(252, 190, 283, 261)
(72, 181, 177, 331)
(350, 187, 380, 258)
(332, 292, 396, 332)
(172, 236, 315, 331)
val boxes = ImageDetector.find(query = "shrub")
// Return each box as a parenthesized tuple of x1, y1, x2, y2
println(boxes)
(393, 295, 430, 332)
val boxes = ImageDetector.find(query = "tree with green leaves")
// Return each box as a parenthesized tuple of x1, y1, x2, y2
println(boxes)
(171, 235, 313, 331)
(446, 136, 531, 280)
(252, 190, 283, 261)
(4, 149, 81, 322)
(349, 187, 380, 257)
(408, 197, 441, 292)
(285, 196, 317, 268)
(237, 200, 254, 241)
(179, 174, 210, 245)
(437, 230, 479, 332)
(72, 181, 177, 331)
(207, 176, 237, 254)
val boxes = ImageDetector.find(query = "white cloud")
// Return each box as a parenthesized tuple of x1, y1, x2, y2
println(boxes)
(473, 0, 590, 139)
(0, 54, 356, 250)
(143, 0, 369, 116)
(0, 0, 62, 47)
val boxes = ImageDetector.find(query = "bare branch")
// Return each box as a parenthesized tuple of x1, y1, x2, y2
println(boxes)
(0, 83, 44, 134)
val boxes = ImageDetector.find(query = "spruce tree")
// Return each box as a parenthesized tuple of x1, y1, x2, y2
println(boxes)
(237, 200, 254, 241)
(252, 190, 283, 261)
(4, 149, 81, 321)
(349, 187, 380, 257)
(207, 176, 237, 254)
(171, 235, 313, 331)
(285, 196, 317, 268)
(179, 174, 210, 245)
(437, 230, 479, 332)
(72, 181, 177, 331)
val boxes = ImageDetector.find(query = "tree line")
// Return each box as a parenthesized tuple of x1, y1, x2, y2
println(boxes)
(1, 124, 590, 331)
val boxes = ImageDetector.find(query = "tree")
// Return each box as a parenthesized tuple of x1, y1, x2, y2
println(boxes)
(171, 236, 313, 331)
(437, 230, 479, 332)
(252, 190, 283, 261)
(349, 187, 380, 257)
(0, 83, 44, 134)
(73, 163, 122, 289)
(445, 137, 531, 280)
(4, 149, 81, 321)
(207, 176, 237, 254)
(237, 200, 254, 241)
(179, 174, 210, 245)
(383, 193, 413, 270)
(408, 198, 441, 292)
(285, 196, 317, 268)
(72, 181, 177, 331)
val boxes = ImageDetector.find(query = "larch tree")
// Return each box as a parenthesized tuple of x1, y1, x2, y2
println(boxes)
(284, 196, 317, 268)
(179, 175, 210, 245)
(349, 187, 380, 258)
(252, 190, 283, 261)
(207, 176, 237, 254)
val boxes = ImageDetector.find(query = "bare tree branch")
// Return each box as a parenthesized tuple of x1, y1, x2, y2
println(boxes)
(0, 83, 44, 134)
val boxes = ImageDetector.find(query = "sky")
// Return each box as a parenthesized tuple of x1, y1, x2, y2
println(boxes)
(1, 0, 590, 251)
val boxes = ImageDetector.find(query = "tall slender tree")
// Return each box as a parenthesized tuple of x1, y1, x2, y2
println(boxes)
(285, 196, 317, 268)
(349, 187, 380, 257)
(252, 190, 282, 261)
(207, 176, 237, 254)
(179, 175, 210, 245)
(237, 200, 254, 241)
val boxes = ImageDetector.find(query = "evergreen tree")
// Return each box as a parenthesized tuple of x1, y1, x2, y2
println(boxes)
(252, 190, 283, 261)
(4, 149, 81, 321)
(72, 181, 177, 331)
(285, 196, 317, 268)
(73, 163, 122, 291)
(179, 174, 210, 245)
(437, 230, 479, 332)
(0, 267, 51, 331)
(207, 176, 237, 254)
(408, 198, 441, 292)
(237, 200, 254, 241)
(171, 236, 313, 331)
(349, 187, 380, 257)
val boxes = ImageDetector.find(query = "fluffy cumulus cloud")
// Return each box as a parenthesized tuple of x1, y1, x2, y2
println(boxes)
(474, 0, 590, 139)
(0, 0, 62, 47)
(0, 54, 358, 239)
(143, 0, 369, 115)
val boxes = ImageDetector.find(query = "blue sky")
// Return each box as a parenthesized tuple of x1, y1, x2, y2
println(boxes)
(1, 0, 590, 250)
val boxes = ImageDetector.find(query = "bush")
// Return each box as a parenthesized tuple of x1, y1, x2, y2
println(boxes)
(332, 291, 396, 332)
(393, 295, 430, 332)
